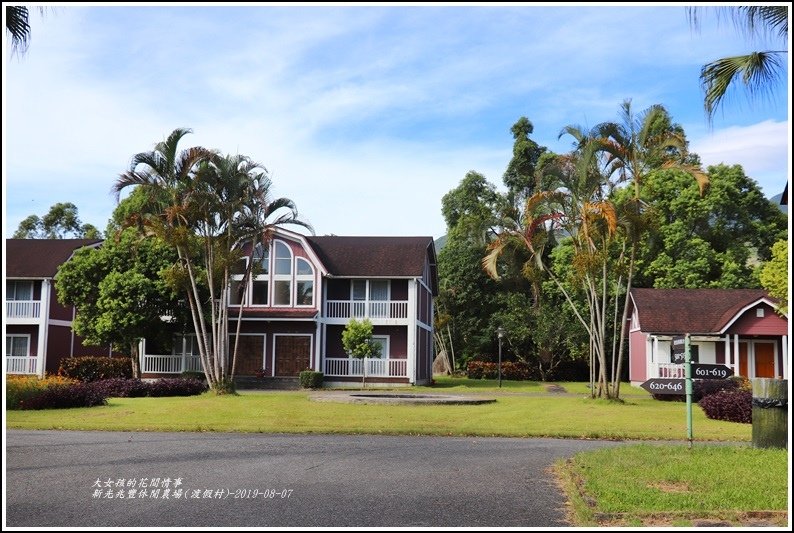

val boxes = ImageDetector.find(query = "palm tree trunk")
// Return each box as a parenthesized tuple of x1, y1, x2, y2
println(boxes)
(612, 246, 636, 399)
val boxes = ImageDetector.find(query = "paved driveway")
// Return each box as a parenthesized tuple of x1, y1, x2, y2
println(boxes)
(5, 430, 627, 528)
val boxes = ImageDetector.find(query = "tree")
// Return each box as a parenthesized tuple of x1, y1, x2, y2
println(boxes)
(624, 164, 788, 289)
(55, 225, 183, 378)
(341, 318, 381, 388)
(112, 128, 311, 393)
(688, 6, 789, 124)
(13, 202, 103, 239)
(502, 117, 547, 203)
(760, 239, 788, 315)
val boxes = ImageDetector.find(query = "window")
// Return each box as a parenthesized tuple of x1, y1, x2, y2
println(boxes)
(273, 241, 292, 306)
(369, 280, 389, 318)
(295, 258, 314, 306)
(252, 243, 269, 305)
(6, 281, 33, 301)
(6, 335, 30, 358)
(371, 336, 389, 359)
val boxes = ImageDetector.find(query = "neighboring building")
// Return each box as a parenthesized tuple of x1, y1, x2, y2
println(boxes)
(5, 239, 117, 377)
(136, 228, 438, 386)
(627, 288, 789, 386)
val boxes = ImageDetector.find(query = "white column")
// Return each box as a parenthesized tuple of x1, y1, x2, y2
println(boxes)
(315, 320, 322, 372)
(36, 279, 52, 377)
(723, 334, 730, 371)
(780, 335, 787, 380)
(733, 334, 740, 376)
(406, 279, 417, 383)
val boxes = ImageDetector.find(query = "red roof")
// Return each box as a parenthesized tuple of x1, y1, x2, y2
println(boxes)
(6, 239, 102, 278)
(630, 288, 775, 334)
(306, 236, 434, 277)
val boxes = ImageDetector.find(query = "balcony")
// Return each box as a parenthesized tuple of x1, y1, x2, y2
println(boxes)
(6, 300, 41, 320)
(325, 300, 408, 320)
(324, 357, 407, 378)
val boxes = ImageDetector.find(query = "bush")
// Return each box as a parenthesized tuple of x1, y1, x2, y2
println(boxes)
(699, 390, 752, 423)
(467, 361, 497, 380)
(299, 370, 324, 389)
(466, 361, 532, 380)
(90, 378, 150, 398)
(180, 371, 206, 381)
(21, 382, 108, 410)
(6, 375, 78, 410)
(146, 378, 208, 397)
(652, 378, 739, 403)
(58, 356, 132, 382)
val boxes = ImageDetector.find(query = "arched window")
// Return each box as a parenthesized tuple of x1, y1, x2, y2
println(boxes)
(273, 241, 292, 306)
(296, 258, 314, 306)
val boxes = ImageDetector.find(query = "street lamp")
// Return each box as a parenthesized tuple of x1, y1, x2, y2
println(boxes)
(497, 326, 505, 388)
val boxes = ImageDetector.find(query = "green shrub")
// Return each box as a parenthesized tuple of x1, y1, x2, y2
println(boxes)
(6, 375, 77, 410)
(58, 356, 132, 382)
(299, 370, 324, 389)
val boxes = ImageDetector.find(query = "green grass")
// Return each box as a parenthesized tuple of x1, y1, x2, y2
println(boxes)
(6, 389, 750, 441)
(555, 444, 789, 526)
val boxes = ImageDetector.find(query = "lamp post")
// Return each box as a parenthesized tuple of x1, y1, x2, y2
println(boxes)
(497, 326, 505, 388)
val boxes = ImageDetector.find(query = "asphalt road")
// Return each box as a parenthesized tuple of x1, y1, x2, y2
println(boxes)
(5, 430, 627, 528)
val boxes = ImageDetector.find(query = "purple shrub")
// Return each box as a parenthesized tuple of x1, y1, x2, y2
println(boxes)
(21, 383, 108, 410)
(699, 390, 752, 424)
(145, 378, 207, 397)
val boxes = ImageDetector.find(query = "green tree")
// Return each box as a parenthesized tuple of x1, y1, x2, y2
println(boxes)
(13, 202, 103, 239)
(341, 318, 381, 387)
(625, 164, 787, 289)
(502, 117, 547, 202)
(112, 128, 311, 393)
(55, 226, 182, 378)
(759, 239, 788, 315)
(688, 6, 789, 124)
(441, 171, 504, 245)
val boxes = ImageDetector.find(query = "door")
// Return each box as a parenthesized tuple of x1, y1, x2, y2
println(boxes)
(231, 335, 265, 375)
(754, 343, 776, 378)
(274, 335, 311, 377)
(738, 342, 748, 378)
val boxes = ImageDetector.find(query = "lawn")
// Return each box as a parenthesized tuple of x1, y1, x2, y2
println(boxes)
(6, 383, 750, 441)
(554, 444, 789, 527)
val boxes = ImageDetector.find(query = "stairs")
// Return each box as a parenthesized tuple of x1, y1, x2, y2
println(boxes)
(234, 376, 300, 390)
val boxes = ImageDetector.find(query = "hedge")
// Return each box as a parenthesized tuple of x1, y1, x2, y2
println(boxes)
(58, 356, 132, 382)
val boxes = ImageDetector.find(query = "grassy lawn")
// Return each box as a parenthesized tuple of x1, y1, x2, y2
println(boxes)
(554, 444, 789, 527)
(6, 386, 750, 441)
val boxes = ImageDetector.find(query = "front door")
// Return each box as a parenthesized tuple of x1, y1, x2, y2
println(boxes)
(754, 343, 776, 378)
(274, 335, 311, 377)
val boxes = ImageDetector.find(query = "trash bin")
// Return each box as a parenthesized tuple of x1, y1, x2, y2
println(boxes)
(751, 378, 788, 449)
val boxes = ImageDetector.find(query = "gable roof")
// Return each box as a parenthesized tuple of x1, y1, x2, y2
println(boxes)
(306, 235, 435, 278)
(630, 288, 776, 335)
(6, 239, 102, 278)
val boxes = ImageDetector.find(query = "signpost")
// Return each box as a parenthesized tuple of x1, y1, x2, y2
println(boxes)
(639, 378, 685, 395)
(691, 363, 733, 380)
(672, 335, 685, 364)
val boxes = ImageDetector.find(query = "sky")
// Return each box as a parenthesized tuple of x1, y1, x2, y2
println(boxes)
(3, 3, 791, 241)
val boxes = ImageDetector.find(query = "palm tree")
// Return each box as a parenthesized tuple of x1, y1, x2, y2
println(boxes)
(688, 6, 789, 124)
(113, 129, 312, 392)
(5, 6, 49, 56)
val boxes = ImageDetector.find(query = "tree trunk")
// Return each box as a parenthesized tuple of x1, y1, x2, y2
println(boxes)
(129, 341, 141, 379)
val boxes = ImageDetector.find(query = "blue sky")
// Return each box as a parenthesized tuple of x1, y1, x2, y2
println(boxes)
(3, 3, 790, 240)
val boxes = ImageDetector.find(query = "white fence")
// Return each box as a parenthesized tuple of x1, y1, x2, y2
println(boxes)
(653, 362, 685, 379)
(6, 356, 38, 374)
(6, 301, 41, 319)
(325, 301, 408, 319)
(142, 354, 202, 374)
(324, 357, 407, 377)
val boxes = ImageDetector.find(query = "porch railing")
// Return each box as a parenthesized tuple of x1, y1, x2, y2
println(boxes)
(142, 353, 202, 374)
(325, 300, 408, 320)
(654, 362, 685, 379)
(6, 356, 38, 374)
(6, 300, 41, 319)
(324, 357, 407, 378)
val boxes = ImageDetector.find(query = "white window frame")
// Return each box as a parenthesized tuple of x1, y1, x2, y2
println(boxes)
(6, 334, 32, 358)
(295, 257, 315, 307)
(6, 281, 34, 301)
(371, 335, 390, 359)
(272, 240, 293, 307)
(251, 242, 271, 307)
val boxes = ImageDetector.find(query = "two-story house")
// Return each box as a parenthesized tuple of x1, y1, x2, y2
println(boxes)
(5, 239, 117, 377)
(137, 228, 438, 386)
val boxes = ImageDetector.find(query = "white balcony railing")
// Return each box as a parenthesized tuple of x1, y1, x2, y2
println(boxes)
(324, 357, 407, 378)
(6, 300, 41, 319)
(325, 300, 408, 320)
(654, 362, 685, 379)
(6, 356, 38, 374)
(142, 353, 202, 374)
